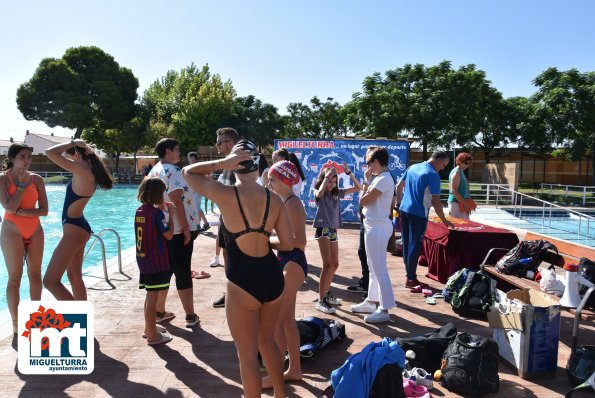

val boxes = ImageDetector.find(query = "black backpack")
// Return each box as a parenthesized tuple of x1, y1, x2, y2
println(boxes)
(396, 323, 457, 373)
(495, 239, 558, 276)
(441, 332, 499, 395)
(297, 317, 345, 358)
(450, 271, 497, 318)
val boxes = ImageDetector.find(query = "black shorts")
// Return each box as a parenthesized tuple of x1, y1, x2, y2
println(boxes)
(139, 270, 172, 291)
(167, 233, 194, 290)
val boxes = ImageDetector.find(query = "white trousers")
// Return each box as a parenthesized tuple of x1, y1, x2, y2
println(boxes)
(364, 219, 395, 310)
(448, 202, 470, 220)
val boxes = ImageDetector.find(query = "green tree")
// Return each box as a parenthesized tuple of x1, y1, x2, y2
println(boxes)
(142, 63, 236, 153)
(225, 95, 282, 148)
(530, 67, 595, 183)
(445, 65, 513, 163)
(283, 96, 345, 139)
(82, 110, 149, 172)
(345, 62, 455, 158)
(17, 46, 138, 138)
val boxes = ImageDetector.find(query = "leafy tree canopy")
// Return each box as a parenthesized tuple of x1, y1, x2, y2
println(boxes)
(283, 96, 345, 139)
(530, 67, 595, 183)
(142, 63, 235, 152)
(17, 46, 138, 138)
(224, 95, 282, 148)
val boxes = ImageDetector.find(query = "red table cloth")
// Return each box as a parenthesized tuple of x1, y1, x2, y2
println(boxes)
(419, 217, 520, 283)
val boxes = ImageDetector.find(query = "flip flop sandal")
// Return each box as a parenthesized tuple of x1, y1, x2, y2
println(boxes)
(156, 311, 175, 323)
(422, 289, 433, 297)
(194, 270, 211, 279)
(142, 324, 167, 338)
(432, 293, 444, 299)
(426, 296, 437, 305)
(147, 332, 173, 346)
(402, 380, 428, 397)
(410, 285, 423, 293)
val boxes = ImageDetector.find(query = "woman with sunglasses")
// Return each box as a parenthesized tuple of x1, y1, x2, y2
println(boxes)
(0, 143, 48, 335)
(448, 152, 474, 219)
(44, 138, 113, 300)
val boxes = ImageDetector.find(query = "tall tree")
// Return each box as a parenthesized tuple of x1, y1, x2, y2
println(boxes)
(444, 65, 512, 163)
(142, 63, 235, 152)
(225, 95, 282, 148)
(530, 67, 595, 183)
(82, 108, 149, 171)
(283, 96, 345, 138)
(17, 46, 138, 137)
(345, 62, 455, 158)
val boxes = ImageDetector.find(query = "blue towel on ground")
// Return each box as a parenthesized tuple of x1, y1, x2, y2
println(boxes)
(331, 337, 406, 398)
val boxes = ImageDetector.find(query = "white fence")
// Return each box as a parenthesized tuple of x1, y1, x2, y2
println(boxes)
(540, 183, 595, 206)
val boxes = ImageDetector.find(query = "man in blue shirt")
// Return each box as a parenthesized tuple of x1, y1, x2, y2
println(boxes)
(396, 151, 455, 288)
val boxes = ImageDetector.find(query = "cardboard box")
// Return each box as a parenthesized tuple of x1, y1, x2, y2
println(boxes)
(487, 289, 561, 379)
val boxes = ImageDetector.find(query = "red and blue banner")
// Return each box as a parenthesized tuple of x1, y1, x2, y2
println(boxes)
(274, 139, 409, 223)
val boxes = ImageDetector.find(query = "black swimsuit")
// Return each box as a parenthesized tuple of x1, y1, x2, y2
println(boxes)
(221, 187, 284, 303)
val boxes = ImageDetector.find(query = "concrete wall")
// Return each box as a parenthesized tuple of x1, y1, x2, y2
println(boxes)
(480, 162, 520, 189)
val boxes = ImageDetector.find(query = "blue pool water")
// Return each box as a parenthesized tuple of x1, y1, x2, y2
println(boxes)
(0, 185, 139, 312)
(474, 207, 595, 247)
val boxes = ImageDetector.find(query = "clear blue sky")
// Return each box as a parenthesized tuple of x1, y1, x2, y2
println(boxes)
(1, 0, 594, 141)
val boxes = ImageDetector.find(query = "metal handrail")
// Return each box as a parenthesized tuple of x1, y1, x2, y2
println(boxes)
(487, 185, 594, 239)
(83, 228, 123, 284)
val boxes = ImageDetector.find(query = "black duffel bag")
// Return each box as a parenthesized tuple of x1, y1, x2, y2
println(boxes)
(396, 322, 457, 373)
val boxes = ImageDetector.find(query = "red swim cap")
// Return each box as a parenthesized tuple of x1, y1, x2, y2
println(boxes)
(269, 160, 300, 187)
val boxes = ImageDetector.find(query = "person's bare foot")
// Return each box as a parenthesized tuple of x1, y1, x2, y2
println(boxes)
(262, 371, 302, 390)
(283, 370, 302, 383)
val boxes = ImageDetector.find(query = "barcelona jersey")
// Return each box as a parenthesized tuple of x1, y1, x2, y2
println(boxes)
(135, 204, 170, 273)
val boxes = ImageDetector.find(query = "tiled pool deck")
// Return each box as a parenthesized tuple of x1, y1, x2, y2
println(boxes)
(0, 224, 593, 397)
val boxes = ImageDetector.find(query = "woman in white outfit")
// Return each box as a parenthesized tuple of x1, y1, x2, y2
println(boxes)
(350, 146, 395, 323)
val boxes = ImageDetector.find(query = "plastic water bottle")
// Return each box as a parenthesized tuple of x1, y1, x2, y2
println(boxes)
(519, 258, 534, 279)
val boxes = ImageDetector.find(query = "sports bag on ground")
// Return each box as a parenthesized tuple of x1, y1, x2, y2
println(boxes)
(443, 268, 472, 303)
(298, 317, 346, 358)
(495, 239, 558, 276)
(396, 322, 457, 373)
(450, 270, 497, 318)
(441, 332, 499, 395)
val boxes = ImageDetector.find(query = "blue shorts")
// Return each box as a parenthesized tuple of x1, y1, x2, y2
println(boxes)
(278, 248, 308, 278)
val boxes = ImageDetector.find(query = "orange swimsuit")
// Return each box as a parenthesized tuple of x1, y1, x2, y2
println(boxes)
(4, 173, 40, 242)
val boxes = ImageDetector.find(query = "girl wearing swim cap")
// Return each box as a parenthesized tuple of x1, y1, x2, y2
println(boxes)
(263, 160, 307, 388)
(182, 139, 293, 398)
(262, 147, 306, 196)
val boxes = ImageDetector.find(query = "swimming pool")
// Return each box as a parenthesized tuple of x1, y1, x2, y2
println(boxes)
(473, 207, 595, 247)
(0, 185, 139, 312)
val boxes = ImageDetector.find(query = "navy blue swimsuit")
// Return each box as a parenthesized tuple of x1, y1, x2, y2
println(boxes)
(62, 182, 93, 234)
(277, 195, 308, 277)
(221, 187, 284, 303)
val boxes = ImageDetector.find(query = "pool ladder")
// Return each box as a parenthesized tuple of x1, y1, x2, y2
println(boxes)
(83, 228, 123, 284)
